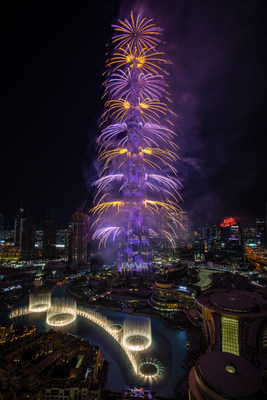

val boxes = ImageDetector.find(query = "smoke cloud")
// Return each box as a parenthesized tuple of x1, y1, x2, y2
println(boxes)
(117, 0, 267, 227)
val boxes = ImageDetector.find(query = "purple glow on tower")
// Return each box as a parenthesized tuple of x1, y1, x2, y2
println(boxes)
(91, 11, 182, 272)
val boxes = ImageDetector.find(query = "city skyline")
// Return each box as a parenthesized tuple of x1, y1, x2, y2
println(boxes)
(1, 0, 267, 228)
(1, 4, 267, 398)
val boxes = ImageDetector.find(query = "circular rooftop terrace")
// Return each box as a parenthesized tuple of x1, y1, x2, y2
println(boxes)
(198, 351, 262, 398)
(209, 291, 256, 313)
(195, 288, 267, 317)
(155, 279, 175, 289)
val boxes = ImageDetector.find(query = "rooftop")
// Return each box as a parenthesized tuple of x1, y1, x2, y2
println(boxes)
(209, 291, 256, 312)
(196, 288, 267, 317)
(198, 351, 262, 398)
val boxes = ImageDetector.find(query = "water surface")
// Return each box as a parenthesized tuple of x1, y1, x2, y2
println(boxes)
(6, 285, 188, 397)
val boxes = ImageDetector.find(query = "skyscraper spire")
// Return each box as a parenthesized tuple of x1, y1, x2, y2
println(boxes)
(91, 12, 182, 273)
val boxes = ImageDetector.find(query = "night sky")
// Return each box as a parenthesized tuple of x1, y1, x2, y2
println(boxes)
(1, 0, 267, 228)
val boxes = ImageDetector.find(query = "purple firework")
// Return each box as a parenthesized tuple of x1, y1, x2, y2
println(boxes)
(91, 12, 182, 273)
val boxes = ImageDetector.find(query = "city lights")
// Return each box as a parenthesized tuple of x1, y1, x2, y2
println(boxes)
(9, 296, 165, 381)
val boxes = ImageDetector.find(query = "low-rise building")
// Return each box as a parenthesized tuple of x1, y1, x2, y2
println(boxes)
(188, 351, 263, 400)
(0, 328, 104, 400)
(150, 279, 197, 313)
(195, 287, 267, 371)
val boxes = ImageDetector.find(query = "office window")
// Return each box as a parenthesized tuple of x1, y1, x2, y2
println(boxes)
(221, 316, 239, 355)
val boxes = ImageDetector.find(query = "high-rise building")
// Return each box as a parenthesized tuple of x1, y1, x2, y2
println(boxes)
(14, 206, 24, 247)
(202, 224, 217, 247)
(43, 220, 56, 260)
(65, 224, 72, 263)
(256, 217, 266, 247)
(195, 288, 267, 362)
(20, 218, 35, 260)
(193, 234, 205, 263)
(162, 210, 189, 248)
(220, 223, 245, 267)
(70, 211, 89, 269)
(92, 13, 181, 274)
(175, 211, 189, 245)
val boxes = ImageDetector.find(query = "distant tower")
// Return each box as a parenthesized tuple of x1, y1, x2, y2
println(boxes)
(43, 219, 57, 260)
(202, 224, 218, 252)
(70, 211, 89, 269)
(0, 213, 3, 250)
(160, 210, 189, 250)
(220, 222, 245, 268)
(255, 217, 266, 248)
(14, 206, 24, 247)
(193, 236, 205, 262)
(65, 223, 72, 263)
(175, 211, 189, 245)
(20, 218, 35, 260)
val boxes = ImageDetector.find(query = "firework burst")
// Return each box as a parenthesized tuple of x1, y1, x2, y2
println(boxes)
(91, 12, 182, 272)
(112, 11, 163, 50)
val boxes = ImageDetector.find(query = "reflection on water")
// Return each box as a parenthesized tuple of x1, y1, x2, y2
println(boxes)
(3, 284, 188, 397)
(12, 307, 187, 397)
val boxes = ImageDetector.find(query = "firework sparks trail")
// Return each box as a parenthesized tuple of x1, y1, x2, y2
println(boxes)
(106, 45, 168, 75)
(97, 123, 127, 143)
(91, 12, 182, 272)
(93, 226, 121, 248)
(112, 11, 163, 50)
(105, 70, 167, 100)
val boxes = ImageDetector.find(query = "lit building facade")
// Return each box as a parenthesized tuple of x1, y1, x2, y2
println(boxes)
(195, 288, 267, 367)
(202, 224, 218, 254)
(176, 211, 189, 245)
(20, 218, 36, 260)
(0, 247, 20, 261)
(13, 206, 24, 247)
(0, 329, 104, 400)
(193, 237, 205, 263)
(256, 217, 266, 248)
(123, 385, 155, 400)
(162, 210, 189, 249)
(220, 223, 245, 267)
(70, 211, 89, 269)
(150, 280, 196, 313)
(92, 13, 182, 274)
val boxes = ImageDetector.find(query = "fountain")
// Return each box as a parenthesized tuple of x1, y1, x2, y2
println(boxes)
(46, 298, 76, 326)
(138, 359, 164, 380)
(122, 317, 152, 351)
(29, 291, 51, 312)
(10, 298, 164, 381)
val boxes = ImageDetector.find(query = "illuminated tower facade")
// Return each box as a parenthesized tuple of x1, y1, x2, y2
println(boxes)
(70, 211, 89, 269)
(43, 219, 57, 260)
(14, 206, 24, 247)
(20, 218, 35, 260)
(92, 12, 181, 273)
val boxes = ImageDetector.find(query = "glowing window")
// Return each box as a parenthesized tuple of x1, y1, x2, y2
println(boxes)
(221, 316, 239, 355)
